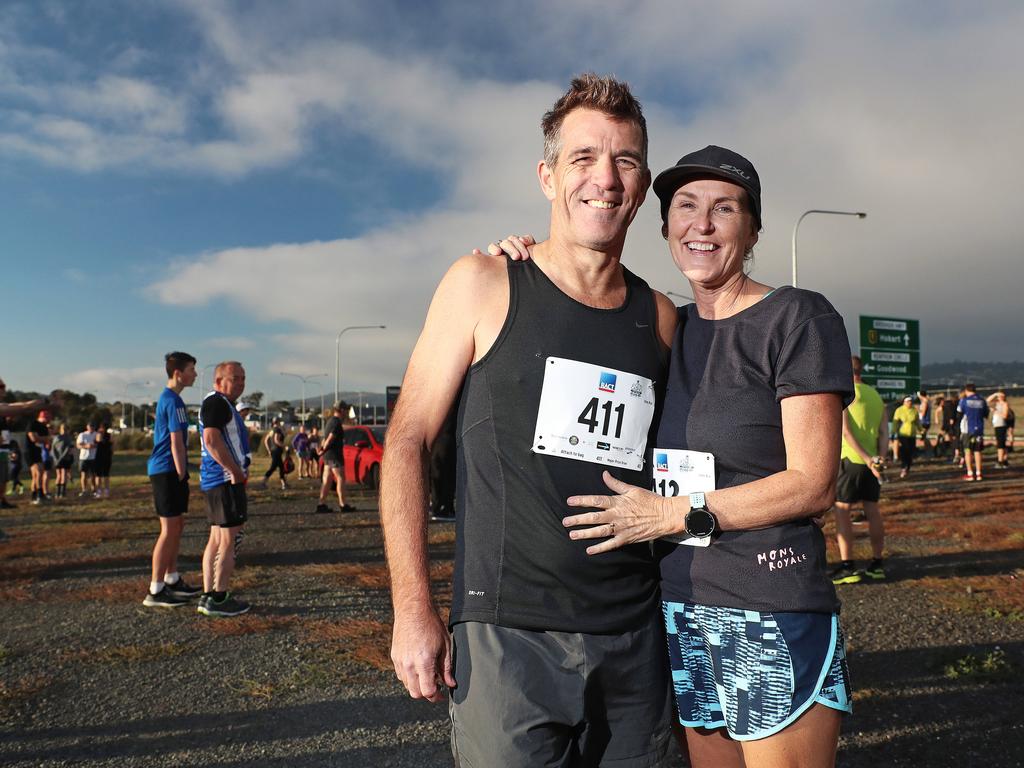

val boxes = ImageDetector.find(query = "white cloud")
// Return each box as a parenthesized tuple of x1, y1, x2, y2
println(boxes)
(60, 367, 165, 402)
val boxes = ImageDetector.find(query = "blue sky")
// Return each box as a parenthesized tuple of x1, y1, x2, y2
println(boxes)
(3, 1, 1022, 406)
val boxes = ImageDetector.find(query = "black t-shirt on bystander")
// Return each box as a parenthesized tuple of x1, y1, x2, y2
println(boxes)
(322, 417, 344, 460)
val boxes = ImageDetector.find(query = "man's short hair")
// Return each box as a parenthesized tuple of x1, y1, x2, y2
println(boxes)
(541, 73, 648, 170)
(215, 361, 243, 379)
(165, 351, 197, 378)
(965, 382, 976, 392)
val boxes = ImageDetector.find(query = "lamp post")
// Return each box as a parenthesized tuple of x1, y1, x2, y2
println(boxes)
(335, 325, 386, 405)
(198, 363, 217, 399)
(791, 210, 867, 288)
(280, 372, 327, 426)
(308, 378, 326, 429)
(122, 381, 151, 431)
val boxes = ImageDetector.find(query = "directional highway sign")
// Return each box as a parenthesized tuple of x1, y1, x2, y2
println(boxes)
(859, 315, 921, 401)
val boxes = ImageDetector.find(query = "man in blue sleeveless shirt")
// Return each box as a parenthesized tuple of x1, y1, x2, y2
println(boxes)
(382, 75, 677, 766)
(144, 351, 202, 608)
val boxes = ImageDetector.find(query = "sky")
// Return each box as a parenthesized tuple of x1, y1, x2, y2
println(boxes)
(3, 0, 1022, 406)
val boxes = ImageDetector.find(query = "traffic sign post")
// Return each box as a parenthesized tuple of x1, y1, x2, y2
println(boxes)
(859, 315, 921, 401)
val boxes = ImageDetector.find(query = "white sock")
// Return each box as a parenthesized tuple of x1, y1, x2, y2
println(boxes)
(164, 572, 180, 585)
(150, 581, 164, 595)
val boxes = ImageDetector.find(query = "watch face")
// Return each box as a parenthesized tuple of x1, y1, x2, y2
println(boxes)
(685, 508, 715, 538)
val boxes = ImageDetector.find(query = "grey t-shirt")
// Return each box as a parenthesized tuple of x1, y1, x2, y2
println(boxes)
(655, 287, 854, 613)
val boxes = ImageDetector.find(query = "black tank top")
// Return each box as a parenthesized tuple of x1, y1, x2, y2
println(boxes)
(452, 258, 667, 633)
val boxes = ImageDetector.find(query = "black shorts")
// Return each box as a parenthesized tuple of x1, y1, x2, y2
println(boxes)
(836, 458, 881, 504)
(323, 453, 343, 470)
(962, 433, 984, 452)
(204, 483, 248, 528)
(151, 472, 189, 518)
(80, 458, 95, 473)
(57, 458, 74, 470)
(994, 427, 1008, 449)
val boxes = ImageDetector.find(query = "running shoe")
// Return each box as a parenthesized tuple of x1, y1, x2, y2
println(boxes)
(143, 587, 189, 608)
(863, 559, 886, 580)
(197, 594, 211, 614)
(830, 563, 862, 585)
(340, 503, 357, 512)
(964, 473, 975, 481)
(165, 577, 202, 600)
(315, 503, 332, 514)
(201, 593, 250, 617)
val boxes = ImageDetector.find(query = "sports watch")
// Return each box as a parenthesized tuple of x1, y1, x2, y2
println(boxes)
(684, 492, 717, 538)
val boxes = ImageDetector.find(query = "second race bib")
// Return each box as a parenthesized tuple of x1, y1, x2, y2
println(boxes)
(652, 448, 716, 547)
(532, 357, 655, 471)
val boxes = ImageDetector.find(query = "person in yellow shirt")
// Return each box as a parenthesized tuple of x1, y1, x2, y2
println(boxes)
(892, 395, 920, 479)
(832, 356, 889, 584)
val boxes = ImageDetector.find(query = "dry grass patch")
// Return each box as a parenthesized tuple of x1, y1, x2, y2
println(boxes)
(197, 614, 297, 637)
(59, 641, 190, 664)
(0, 674, 52, 707)
(296, 562, 390, 589)
(0, 580, 35, 602)
(298, 618, 393, 671)
(914, 572, 1024, 618)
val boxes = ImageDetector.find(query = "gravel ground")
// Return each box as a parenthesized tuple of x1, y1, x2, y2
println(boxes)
(1, 454, 1022, 767)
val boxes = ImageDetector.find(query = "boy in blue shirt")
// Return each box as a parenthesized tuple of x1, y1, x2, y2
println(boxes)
(144, 352, 201, 607)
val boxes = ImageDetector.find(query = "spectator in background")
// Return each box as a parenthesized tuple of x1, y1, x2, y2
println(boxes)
(917, 390, 932, 454)
(0, 417, 13, 510)
(292, 425, 311, 478)
(51, 423, 75, 500)
(986, 390, 1011, 469)
(1007, 402, 1016, 453)
(8, 436, 24, 497)
(93, 423, 113, 498)
(261, 419, 288, 491)
(832, 356, 889, 583)
(958, 383, 989, 481)
(77, 422, 98, 497)
(306, 426, 321, 479)
(27, 410, 52, 505)
(892, 396, 919, 479)
(316, 402, 354, 514)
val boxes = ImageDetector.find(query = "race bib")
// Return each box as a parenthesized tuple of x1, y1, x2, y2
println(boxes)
(651, 448, 715, 547)
(532, 357, 655, 471)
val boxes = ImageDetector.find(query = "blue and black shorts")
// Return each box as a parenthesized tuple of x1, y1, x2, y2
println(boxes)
(662, 601, 852, 741)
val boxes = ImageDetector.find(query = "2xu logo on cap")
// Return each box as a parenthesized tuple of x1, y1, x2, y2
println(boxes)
(598, 372, 617, 393)
(719, 163, 750, 180)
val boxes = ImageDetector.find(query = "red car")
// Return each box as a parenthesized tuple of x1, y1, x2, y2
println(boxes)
(343, 425, 385, 489)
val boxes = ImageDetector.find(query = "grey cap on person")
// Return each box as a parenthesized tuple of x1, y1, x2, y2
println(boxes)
(653, 144, 762, 229)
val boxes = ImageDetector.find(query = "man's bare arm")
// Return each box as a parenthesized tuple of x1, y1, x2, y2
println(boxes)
(381, 254, 506, 703)
(202, 427, 244, 483)
(170, 431, 188, 480)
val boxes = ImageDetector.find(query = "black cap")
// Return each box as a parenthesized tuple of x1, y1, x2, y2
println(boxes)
(653, 145, 761, 228)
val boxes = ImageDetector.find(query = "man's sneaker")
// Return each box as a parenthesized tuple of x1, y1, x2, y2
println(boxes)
(165, 578, 202, 600)
(340, 503, 357, 512)
(964, 473, 975, 481)
(202, 593, 250, 617)
(315, 503, 332, 514)
(143, 587, 189, 608)
(31, 497, 41, 506)
(197, 594, 211, 614)
(863, 559, 886, 580)
(830, 563, 862, 585)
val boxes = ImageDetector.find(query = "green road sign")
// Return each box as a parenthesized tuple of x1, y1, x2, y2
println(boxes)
(860, 315, 921, 402)
(859, 316, 919, 351)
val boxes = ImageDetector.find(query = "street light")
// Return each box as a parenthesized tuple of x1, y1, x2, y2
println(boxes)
(280, 372, 327, 425)
(335, 325, 386, 405)
(122, 381, 152, 431)
(198, 363, 217, 399)
(791, 210, 866, 288)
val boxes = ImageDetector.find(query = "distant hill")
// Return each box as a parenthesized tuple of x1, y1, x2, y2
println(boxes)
(922, 361, 1024, 387)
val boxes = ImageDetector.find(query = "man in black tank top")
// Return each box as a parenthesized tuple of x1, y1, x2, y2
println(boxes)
(381, 75, 678, 766)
